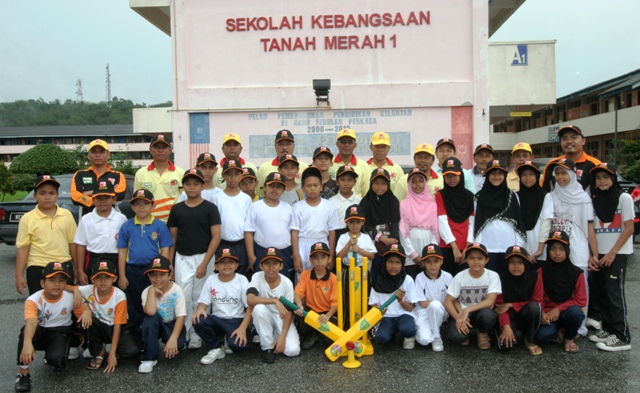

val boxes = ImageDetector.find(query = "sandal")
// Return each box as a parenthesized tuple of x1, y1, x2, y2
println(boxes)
(87, 355, 104, 370)
(526, 344, 543, 356)
(553, 330, 564, 344)
(564, 340, 580, 353)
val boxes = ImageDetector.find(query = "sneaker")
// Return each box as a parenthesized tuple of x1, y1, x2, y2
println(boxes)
(14, 373, 31, 392)
(83, 348, 92, 359)
(188, 334, 202, 350)
(403, 337, 416, 350)
(586, 317, 602, 330)
(262, 349, 275, 363)
(301, 334, 319, 350)
(589, 330, 615, 343)
(222, 338, 232, 355)
(596, 336, 631, 352)
(68, 346, 80, 360)
(200, 348, 226, 365)
(138, 360, 157, 374)
(432, 337, 444, 352)
(477, 332, 491, 350)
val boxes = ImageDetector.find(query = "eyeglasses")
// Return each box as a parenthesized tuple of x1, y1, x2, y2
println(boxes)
(338, 139, 356, 145)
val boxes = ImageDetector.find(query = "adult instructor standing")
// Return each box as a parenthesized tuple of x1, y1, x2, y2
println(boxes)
(134, 135, 185, 222)
(256, 129, 308, 197)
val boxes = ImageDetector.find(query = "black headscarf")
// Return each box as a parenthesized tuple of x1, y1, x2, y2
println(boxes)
(373, 251, 406, 294)
(542, 242, 582, 303)
(439, 167, 474, 223)
(517, 167, 548, 231)
(474, 169, 526, 238)
(590, 168, 623, 223)
(360, 177, 400, 234)
(500, 266, 538, 303)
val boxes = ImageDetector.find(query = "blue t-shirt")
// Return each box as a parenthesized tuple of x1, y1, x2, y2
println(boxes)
(117, 216, 173, 265)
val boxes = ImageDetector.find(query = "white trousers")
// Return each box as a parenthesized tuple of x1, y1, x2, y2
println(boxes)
(174, 252, 214, 335)
(415, 300, 448, 346)
(252, 304, 300, 356)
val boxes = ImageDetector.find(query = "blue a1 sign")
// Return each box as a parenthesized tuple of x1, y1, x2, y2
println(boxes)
(512, 44, 528, 66)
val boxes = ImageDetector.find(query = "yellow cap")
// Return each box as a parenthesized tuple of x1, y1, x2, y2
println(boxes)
(511, 142, 532, 154)
(223, 133, 242, 145)
(337, 128, 357, 140)
(371, 132, 391, 146)
(414, 143, 434, 156)
(88, 139, 109, 151)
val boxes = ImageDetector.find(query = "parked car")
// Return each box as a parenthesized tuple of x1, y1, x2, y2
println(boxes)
(0, 174, 135, 246)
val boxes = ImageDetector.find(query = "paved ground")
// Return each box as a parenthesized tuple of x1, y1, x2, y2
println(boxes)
(1, 242, 639, 392)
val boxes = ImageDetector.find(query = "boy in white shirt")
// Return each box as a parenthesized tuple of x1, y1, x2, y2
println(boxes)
(444, 243, 500, 350)
(74, 181, 127, 285)
(336, 204, 376, 267)
(192, 248, 252, 364)
(248, 247, 300, 363)
(414, 244, 452, 352)
(178, 152, 222, 204)
(329, 165, 362, 239)
(244, 172, 295, 282)
(215, 160, 253, 277)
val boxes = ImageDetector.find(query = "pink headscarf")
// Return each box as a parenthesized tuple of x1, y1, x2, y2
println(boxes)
(399, 171, 439, 241)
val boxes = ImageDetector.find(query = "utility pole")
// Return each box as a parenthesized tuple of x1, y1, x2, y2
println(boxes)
(76, 79, 84, 103)
(105, 63, 111, 106)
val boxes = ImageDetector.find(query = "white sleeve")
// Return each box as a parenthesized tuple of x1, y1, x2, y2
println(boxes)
(197, 277, 213, 305)
(174, 286, 187, 317)
(326, 203, 341, 231)
(289, 204, 301, 231)
(73, 217, 88, 245)
(244, 204, 257, 232)
(438, 215, 456, 245)
(400, 232, 417, 259)
(488, 272, 502, 294)
(240, 277, 249, 308)
(620, 193, 635, 222)
(467, 214, 475, 244)
(446, 275, 461, 298)
(403, 276, 417, 303)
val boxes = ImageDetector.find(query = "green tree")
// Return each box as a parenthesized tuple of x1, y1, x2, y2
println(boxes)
(10, 144, 78, 176)
(11, 173, 36, 193)
(0, 164, 14, 201)
(617, 139, 640, 183)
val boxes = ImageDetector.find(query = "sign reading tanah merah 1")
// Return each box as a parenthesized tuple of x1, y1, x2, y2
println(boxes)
(226, 11, 431, 52)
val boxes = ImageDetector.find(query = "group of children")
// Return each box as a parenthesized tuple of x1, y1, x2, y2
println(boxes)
(13, 134, 633, 392)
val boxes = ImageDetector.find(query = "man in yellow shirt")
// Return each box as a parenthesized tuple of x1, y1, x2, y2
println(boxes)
(363, 131, 404, 194)
(134, 135, 185, 222)
(393, 143, 443, 201)
(506, 142, 534, 191)
(214, 133, 258, 190)
(256, 129, 308, 197)
(328, 128, 369, 197)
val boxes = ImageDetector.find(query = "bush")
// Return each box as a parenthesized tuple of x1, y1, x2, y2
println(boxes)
(10, 144, 78, 176)
(11, 173, 37, 193)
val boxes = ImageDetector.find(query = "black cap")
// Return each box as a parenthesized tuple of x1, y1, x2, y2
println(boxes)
(558, 125, 583, 138)
(505, 245, 530, 261)
(313, 146, 334, 159)
(441, 157, 463, 176)
(590, 162, 617, 177)
(336, 165, 358, 179)
(473, 143, 494, 155)
(43, 261, 71, 279)
(309, 242, 331, 257)
(370, 168, 390, 182)
(131, 189, 154, 204)
(265, 172, 286, 187)
(465, 242, 489, 257)
(144, 255, 172, 275)
(197, 152, 218, 166)
(34, 175, 60, 190)
(150, 134, 172, 148)
(436, 138, 456, 151)
(260, 247, 284, 263)
(241, 167, 257, 180)
(278, 154, 299, 167)
(484, 159, 507, 175)
(216, 247, 240, 263)
(91, 260, 117, 280)
(275, 129, 294, 143)
(516, 161, 540, 176)
(545, 231, 570, 246)
(407, 168, 427, 181)
(92, 180, 116, 197)
(222, 159, 243, 175)
(301, 166, 322, 183)
(553, 158, 576, 173)
(382, 243, 406, 259)
(344, 204, 365, 222)
(421, 244, 444, 260)
(182, 168, 205, 183)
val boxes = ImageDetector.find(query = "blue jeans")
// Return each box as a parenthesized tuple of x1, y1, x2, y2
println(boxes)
(193, 314, 247, 352)
(373, 314, 417, 344)
(535, 305, 585, 343)
(140, 313, 187, 361)
(124, 264, 151, 335)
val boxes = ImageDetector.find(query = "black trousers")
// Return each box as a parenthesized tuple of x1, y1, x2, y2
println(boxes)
(500, 301, 541, 346)
(590, 254, 631, 342)
(17, 325, 73, 369)
(87, 316, 115, 356)
(442, 248, 468, 277)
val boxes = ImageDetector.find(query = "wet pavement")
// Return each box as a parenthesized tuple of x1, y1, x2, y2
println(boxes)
(0, 243, 638, 392)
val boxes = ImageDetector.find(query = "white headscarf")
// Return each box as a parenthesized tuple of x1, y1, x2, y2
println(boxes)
(551, 167, 591, 236)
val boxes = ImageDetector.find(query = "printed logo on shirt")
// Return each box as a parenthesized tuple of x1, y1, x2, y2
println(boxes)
(60, 308, 68, 316)
(108, 178, 116, 185)
(322, 286, 329, 294)
(171, 180, 178, 187)
(151, 232, 158, 241)
(144, 182, 152, 189)
(459, 286, 488, 307)
(107, 308, 113, 315)
(594, 210, 623, 233)
(83, 177, 93, 184)
(576, 169, 583, 179)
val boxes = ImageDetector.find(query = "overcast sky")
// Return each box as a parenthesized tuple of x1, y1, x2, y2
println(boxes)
(1, 0, 638, 104)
